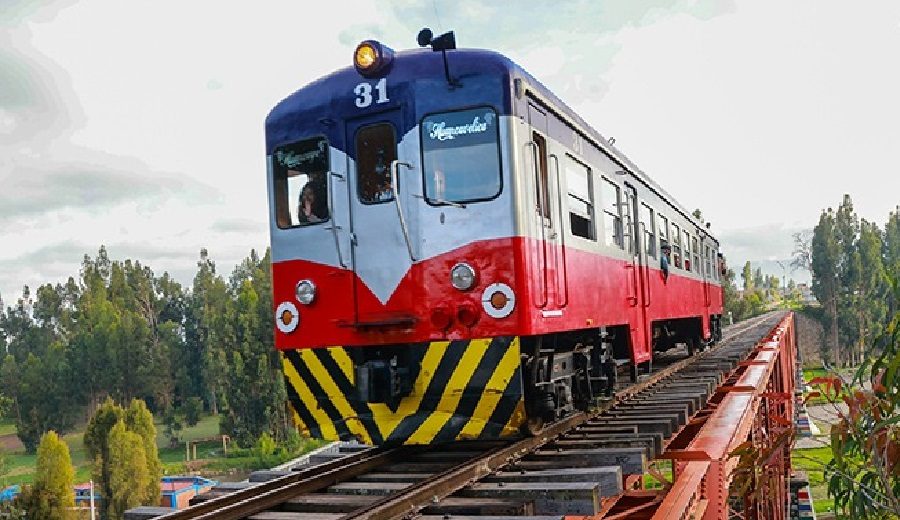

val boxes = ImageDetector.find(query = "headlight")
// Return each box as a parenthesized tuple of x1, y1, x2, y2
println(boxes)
(295, 279, 317, 305)
(353, 40, 395, 77)
(450, 263, 476, 291)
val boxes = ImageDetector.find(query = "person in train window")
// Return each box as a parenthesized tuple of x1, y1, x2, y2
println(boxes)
(297, 183, 327, 224)
(660, 242, 671, 283)
(373, 179, 393, 202)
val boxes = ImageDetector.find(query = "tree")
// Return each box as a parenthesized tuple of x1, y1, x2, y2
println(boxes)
(84, 397, 161, 518)
(0, 447, 7, 487)
(822, 301, 899, 517)
(107, 421, 150, 520)
(742, 261, 753, 292)
(753, 267, 764, 292)
(26, 431, 76, 520)
(182, 249, 230, 415)
(84, 398, 124, 519)
(181, 396, 203, 427)
(812, 208, 842, 366)
(124, 399, 161, 504)
(219, 249, 288, 446)
(722, 267, 741, 320)
(884, 207, 900, 316)
(791, 229, 813, 273)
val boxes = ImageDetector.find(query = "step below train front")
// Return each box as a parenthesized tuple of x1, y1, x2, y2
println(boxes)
(266, 37, 725, 445)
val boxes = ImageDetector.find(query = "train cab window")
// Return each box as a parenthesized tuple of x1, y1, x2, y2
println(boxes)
(601, 177, 623, 249)
(422, 108, 501, 204)
(692, 236, 700, 274)
(273, 137, 330, 228)
(356, 123, 398, 204)
(671, 224, 682, 268)
(565, 156, 595, 240)
(657, 214, 669, 254)
(640, 203, 656, 258)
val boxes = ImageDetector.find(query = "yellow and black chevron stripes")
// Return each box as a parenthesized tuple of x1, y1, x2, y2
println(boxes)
(281, 336, 525, 445)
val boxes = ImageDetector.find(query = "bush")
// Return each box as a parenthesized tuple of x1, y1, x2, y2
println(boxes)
(283, 429, 303, 456)
(163, 409, 183, 448)
(252, 432, 277, 468)
(181, 397, 203, 427)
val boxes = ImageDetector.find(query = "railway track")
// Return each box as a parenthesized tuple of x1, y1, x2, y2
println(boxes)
(143, 312, 784, 520)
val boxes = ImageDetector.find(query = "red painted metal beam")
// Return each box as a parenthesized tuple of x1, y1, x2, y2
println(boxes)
(620, 312, 796, 520)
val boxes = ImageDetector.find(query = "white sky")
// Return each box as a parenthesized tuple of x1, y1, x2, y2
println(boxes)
(2, 0, 899, 301)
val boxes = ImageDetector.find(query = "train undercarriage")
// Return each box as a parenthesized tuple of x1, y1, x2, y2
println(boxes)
(519, 315, 723, 434)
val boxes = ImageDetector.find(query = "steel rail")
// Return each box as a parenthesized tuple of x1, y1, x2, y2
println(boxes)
(154, 446, 402, 520)
(339, 311, 783, 520)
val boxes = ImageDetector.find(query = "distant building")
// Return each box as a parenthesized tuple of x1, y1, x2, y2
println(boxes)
(159, 476, 217, 509)
(74, 476, 217, 511)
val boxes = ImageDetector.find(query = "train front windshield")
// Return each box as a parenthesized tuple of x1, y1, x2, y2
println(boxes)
(421, 107, 501, 204)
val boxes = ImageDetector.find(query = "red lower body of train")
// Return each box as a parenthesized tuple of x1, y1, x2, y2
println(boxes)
(274, 236, 722, 445)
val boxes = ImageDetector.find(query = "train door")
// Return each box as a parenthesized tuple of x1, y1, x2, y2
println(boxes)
(624, 184, 651, 362)
(345, 109, 417, 324)
(526, 102, 566, 311)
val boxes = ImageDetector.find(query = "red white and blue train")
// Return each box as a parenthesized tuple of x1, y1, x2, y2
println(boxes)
(266, 31, 724, 445)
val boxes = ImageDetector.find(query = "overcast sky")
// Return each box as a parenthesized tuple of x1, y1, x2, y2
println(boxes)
(2, 0, 898, 301)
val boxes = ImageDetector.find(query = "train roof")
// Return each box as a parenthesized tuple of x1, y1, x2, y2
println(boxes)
(267, 46, 713, 242)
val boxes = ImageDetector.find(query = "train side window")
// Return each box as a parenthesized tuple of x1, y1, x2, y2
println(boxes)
(623, 191, 636, 254)
(273, 136, 330, 229)
(532, 133, 551, 220)
(356, 123, 398, 204)
(705, 244, 712, 278)
(565, 156, 594, 240)
(693, 236, 700, 274)
(640, 203, 656, 258)
(600, 177, 623, 249)
(657, 214, 669, 254)
(672, 224, 682, 268)
(683, 231, 692, 271)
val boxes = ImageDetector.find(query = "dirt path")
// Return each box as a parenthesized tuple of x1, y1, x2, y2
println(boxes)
(795, 401, 847, 449)
(0, 433, 24, 451)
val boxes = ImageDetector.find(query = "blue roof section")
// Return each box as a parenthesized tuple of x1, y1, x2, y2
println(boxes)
(265, 48, 515, 155)
(0, 485, 20, 503)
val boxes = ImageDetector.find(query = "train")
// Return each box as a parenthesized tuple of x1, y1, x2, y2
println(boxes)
(265, 30, 725, 445)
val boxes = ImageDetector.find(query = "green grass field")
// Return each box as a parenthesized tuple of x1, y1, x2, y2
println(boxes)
(793, 443, 836, 514)
(0, 414, 318, 487)
(0, 420, 15, 437)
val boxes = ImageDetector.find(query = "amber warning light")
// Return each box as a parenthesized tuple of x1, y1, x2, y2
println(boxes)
(354, 40, 394, 77)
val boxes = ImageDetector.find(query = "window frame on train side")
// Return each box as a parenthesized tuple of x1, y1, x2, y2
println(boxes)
(683, 229, 692, 272)
(691, 237, 703, 274)
(272, 135, 331, 230)
(671, 223, 683, 269)
(600, 176, 624, 249)
(657, 213, 669, 256)
(640, 202, 656, 259)
(418, 105, 504, 206)
(564, 154, 596, 241)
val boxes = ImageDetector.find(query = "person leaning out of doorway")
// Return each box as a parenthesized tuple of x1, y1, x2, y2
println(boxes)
(660, 241, 671, 283)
